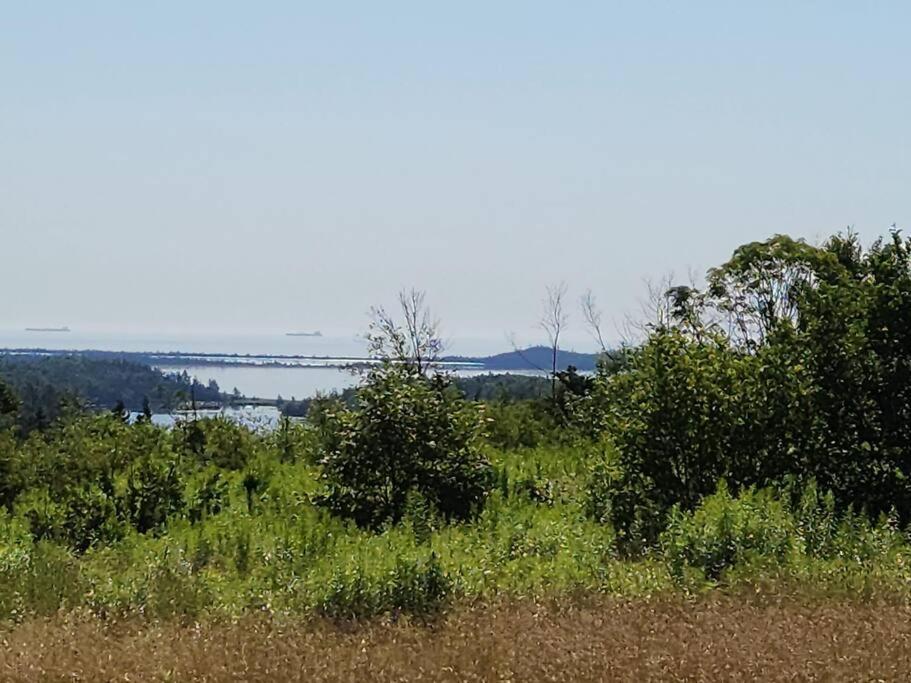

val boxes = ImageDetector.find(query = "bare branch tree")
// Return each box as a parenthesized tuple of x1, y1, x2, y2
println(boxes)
(540, 282, 568, 402)
(581, 289, 607, 353)
(615, 273, 674, 345)
(366, 288, 444, 375)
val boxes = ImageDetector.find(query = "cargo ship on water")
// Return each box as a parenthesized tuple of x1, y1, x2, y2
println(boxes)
(285, 330, 322, 337)
(25, 326, 71, 333)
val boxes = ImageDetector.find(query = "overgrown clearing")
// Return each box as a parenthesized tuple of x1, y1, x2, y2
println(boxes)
(6, 232, 911, 676)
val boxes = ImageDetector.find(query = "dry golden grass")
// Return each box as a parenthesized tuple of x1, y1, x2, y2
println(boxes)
(2, 595, 910, 681)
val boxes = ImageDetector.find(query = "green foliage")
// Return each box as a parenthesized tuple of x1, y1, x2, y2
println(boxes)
(662, 482, 797, 582)
(123, 455, 183, 534)
(317, 363, 493, 528)
(195, 417, 256, 470)
(660, 480, 910, 590)
(482, 400, 558, 450)
(0, 431, 21, 510)
(62, 485, 123, 552)
(186, 469, 228, 523)
(583, 440, 628, 526)
(315, 552, 451, 619)
(606, 329, 753, 510)
(0, 532, 85, 619)
(455, 373, 551, 402)
(0, 423, 910, 623)
(584, 230, 911, 544)
(0, 355, 224, 432)
(0, 380, 19, 432)
(589, 327, 801, 545)
(9, 230, 911, 623)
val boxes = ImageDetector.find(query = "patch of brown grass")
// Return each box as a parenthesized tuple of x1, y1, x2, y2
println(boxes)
(2, 595, 910, 681)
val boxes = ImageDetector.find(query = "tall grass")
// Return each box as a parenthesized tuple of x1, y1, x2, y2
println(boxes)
(2, 433, 911, 623)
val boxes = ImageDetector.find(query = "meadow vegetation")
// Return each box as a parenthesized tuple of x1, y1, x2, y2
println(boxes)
(3, 231, 911, 676)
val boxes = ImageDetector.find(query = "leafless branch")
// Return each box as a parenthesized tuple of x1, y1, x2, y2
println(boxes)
(365, 288, 444, 375)
(540, 282, 568, 401)
(581, 289, 607, 352)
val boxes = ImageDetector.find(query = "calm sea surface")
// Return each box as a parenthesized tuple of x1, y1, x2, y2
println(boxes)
(158, 364, 360, 400)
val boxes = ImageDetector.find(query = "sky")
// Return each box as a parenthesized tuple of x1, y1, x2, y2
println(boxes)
(2, 2, 909, 348)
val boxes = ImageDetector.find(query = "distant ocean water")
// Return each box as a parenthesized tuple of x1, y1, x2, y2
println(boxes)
(0, 330, 370, 357)
(0, 330, 511, 358)
(0, 329, 521, 399)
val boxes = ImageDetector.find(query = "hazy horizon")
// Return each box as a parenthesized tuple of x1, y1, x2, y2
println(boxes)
(0, 327, 601, 359)
(3, 3, 909, 343)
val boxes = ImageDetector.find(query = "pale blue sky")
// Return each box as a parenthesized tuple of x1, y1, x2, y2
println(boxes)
(2, 2, 909, 345)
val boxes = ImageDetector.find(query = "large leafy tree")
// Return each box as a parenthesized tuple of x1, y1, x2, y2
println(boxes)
(317, 291, 493, 528)
(592, 230, 911, 545)
(318, 362, 491, 528)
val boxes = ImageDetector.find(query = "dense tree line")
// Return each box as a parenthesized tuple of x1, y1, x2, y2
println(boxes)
(0, 355, 224, 432)
(278, 373, 554, 418)
(580, 230, 911, 547)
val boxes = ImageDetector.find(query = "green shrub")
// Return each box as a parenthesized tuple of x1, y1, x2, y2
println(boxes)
(0, 539, 84, 620)
(62, 485, 122, 552)
(661, 482, 797, 582)
(186, 469, 229, 523)
(144, 549, 212, 620)
(0, 380, 19, 433)
(386, 552, 450, 615)
(580, 232, 911, 540)
(317, 363, 493, 529)
(198, 418, 257, 470)
(267, 416, 318, 463)
(583, 441, 624, 525)
(0, 430, 21, 509)
(512, 472, 556, 506)
(483, 401, 556, 450)
(583, 441, 668, 554)
(788, 478, 839, 557)
(591, 329, 763, 545)
(241, 458, 271, 514)
(122, 456, 183, 534)
(402, 491, 437, 545)
(315, 551, 451, 619)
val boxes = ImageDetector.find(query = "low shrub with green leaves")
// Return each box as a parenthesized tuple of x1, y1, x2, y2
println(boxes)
(661, 482, 798, 582)
(316, 362, 494, 529)
(660, 480, 911, 591)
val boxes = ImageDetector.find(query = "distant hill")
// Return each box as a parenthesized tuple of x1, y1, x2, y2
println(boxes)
(446, 345, 602, 372)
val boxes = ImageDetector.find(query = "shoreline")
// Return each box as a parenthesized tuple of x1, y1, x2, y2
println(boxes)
(0, 347, 486, 370)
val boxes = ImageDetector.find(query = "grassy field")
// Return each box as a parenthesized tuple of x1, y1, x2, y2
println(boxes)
(4, 412, 911, 679)
(3, 596, 910, 681)
(5, 432, 911, 622)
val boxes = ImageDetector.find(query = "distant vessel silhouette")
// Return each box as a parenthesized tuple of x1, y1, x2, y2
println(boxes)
(285, 330, 323, 337)
(25, 326, 71, 333)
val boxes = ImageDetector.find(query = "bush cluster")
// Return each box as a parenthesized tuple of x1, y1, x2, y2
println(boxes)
(584, 231, 911, 545)
(316, 363, 493, 529)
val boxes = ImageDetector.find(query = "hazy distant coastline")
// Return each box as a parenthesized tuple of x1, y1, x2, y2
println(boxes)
(0, 345, 601, 372)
